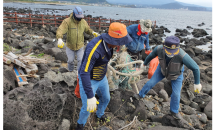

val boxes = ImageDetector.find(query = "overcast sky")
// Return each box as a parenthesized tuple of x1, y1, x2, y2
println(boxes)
(176, 0, 212, 7)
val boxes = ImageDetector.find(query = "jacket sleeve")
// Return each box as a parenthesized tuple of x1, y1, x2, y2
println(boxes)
(144, 33, 150, 50)
(144, 46, 158, 65)
(84, 20, 94, 35)
(79, 44, 100, 99)
(127, 26, 133, 36)
(56, 19, 69, 39)
(182, 54, 200, 84)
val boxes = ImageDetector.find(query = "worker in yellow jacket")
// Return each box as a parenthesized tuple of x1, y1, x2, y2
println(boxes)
(56, 6, 99, 72)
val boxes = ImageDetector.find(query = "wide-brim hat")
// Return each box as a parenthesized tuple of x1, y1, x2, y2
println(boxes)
(140, 19, 152, 33)
(101, 22, 133, 46)
(163, 36, 180, 57)
(73, 6, 84, 18)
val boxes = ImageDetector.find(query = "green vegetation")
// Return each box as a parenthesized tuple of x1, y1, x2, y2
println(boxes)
(30, 53, 44, 58)
(3, 43, 12, 52)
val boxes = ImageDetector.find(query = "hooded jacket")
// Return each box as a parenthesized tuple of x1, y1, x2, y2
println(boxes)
(125, 24, 150, 53)
(56, 12, 93, 51)
(79, 34, 113, 98)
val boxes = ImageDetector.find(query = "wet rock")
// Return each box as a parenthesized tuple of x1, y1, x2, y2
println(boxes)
(200, 73, 212, 83)
(204, 120, 212, 130)
(59, 67, 69, 73)
(43, 37, 54, 44)
(159, 89, 168, 102)
(204, 101, 212, 119)
(186, 26, 193, 29)
(153, 82, 165, 94)
(193, 94, 212, 109)
(201, 82, 212, 95)
(110, 118, 126, 130)
(19, 39, 35, 48)
(4, 78, 77, 130)
(189, 102, 201, 111)
(151, 115, 163, 123)
(206, 36, 212, 40)
(192, 29, 208, 38)
(3, 65, 18, 95)
(192, 57, 201, 65)
(192, 47, 203, 55)
(199, 113, 207, 124)
(162, 114, 195, 130)
(97, 126, 110, 130)
(198, 22, 205, 26)
(181, 105, 196, 115)
(184, 48, 195, 58)
(146, 125, 188, 130)
(54, 52, 68, 63)
(189, 114, 203, 129)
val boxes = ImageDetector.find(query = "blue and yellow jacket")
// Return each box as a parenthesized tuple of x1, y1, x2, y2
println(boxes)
(125, 24, 150, 53)
(78, 35, 113, 99)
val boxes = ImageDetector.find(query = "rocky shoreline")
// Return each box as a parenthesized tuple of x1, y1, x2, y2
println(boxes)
(3, 7, 212, 130)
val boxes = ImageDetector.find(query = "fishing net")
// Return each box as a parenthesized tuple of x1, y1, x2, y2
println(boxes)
(107, 46, 144, 92)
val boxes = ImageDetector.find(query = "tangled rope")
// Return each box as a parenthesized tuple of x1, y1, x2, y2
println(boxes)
(107, 47, 144, 93)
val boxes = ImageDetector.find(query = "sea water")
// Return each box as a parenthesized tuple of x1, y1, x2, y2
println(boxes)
(3, 2, 212, 51)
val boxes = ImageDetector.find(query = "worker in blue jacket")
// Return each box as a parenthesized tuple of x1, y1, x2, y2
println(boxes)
(75, 22, 132, 130)
(125, 19, 152, 60)
(134, 36, 202, 120)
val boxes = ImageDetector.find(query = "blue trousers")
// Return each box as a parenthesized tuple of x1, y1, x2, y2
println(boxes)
(77, 75, 110, 126)
(66, 46, 84, 72)
(139, 64, 184, 113)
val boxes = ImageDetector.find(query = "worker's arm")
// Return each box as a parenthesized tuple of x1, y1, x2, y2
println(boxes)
(144, 46, 158, 65)
(84, 20, 94, 35)
(182, 54, 200, 84)
(126, 25, 133, 36)
(144, 33, 150, 50)
(56, 19, 69, 39)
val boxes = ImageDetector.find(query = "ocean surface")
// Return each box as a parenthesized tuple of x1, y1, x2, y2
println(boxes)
(3, 2, 212, 51)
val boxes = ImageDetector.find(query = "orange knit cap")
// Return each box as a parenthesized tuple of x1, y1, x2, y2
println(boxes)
(108, 22, 128, 38)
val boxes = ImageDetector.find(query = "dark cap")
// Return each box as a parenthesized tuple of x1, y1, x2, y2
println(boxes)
(163, 36, 180, 57)
(73, 6, 84, 18)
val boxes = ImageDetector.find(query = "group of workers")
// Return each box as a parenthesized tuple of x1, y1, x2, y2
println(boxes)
(56, 6, 202, 130)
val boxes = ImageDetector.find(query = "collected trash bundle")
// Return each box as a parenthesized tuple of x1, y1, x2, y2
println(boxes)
(107, 46, 145, 93)
(3, 50, 48, 86)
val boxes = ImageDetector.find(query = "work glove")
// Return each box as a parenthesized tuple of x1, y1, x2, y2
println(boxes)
(194, 84, 202, 93)
(92, 31, 100, 37)
(57, 38, 64, 48)
(141, 64, 147, 71)
(87, 97, 99, 113)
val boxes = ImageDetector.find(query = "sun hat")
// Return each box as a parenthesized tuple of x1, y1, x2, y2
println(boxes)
(101, 22, 133, 46)
(139, 19, 152, 33)
(163, 36, 180, 57)
(73, 6, 84, 18)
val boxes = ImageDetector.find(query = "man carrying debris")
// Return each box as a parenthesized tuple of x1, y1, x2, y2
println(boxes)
(56, 6, 99, 72)
(134, 36, 202, 120)
(75, 22, 132, 130)
(125, 19, 152, 60)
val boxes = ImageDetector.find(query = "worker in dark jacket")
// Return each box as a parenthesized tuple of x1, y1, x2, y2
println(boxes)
(75, 22, 132, 130)
(134, 36, 202, 119)
(125, 19, 152, 60)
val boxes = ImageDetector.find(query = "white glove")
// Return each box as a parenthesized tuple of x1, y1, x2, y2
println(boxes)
(194, 84, 202, 93)
(92, 31, 100, 37)
(140, 64, 147, 71)
(57, 38, 64, 48)
(87, 97, 99, 113)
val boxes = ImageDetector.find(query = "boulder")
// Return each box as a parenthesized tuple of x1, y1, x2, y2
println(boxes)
(184, 48, 195, 58)
(159, 89, 168, 102)
(161, 114, 195, 130)
(204, 101, 212, 119)
(192, 29, 208, 38)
